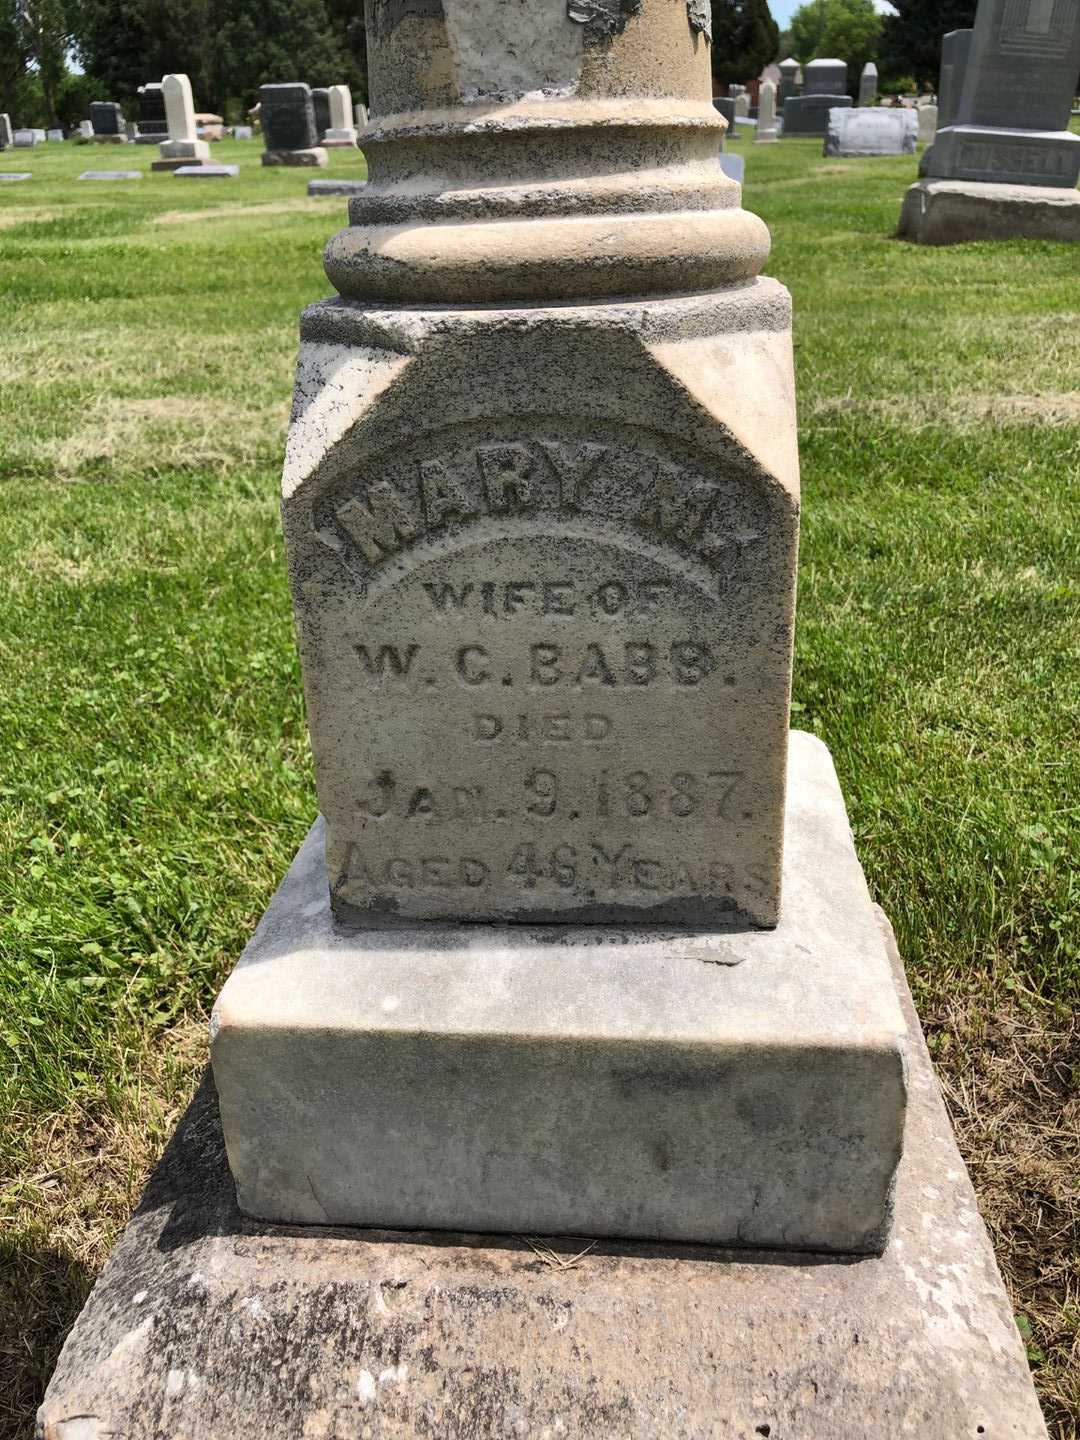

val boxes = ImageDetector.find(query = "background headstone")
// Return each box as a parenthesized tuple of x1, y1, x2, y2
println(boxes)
(756, 78, 778, 142)
(156, 73, 211, 168)
(937, 29, 973, 130)
(734, 93, 749, 118)
(32, 128, 46, 142)
(13, 129, 35, 147)
(136, 83, 168, 143)
(918, 103, 938, 144)
(312, 87, 331, 141)
(260, 83, 325, 166)
(233, 125, 253, 139)
(354, 102, 369, 129)
(46, 127, 64, 141)
(922, 0, 1080, 187)
(78, 119, 94, 138)
(719, 151, 745, 181)
(712, 95, 736, 140)
(323, 84, 358, 145)
(782, 58, 852, 135)
(859, 62, 878, 107)
(0, 114, 12, 149)
(825, 107, 918, 156)
(78, 169, 141, 180)
(90, 101, 124, 137)
(174, 163, 238, 177)
(0, 170, 31, 180)
(778, 56, 801, 107)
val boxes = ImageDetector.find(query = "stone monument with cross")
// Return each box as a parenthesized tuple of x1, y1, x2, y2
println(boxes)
(901, 0, 1080, 241)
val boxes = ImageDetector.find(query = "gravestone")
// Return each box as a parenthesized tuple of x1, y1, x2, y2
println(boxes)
(859, 61, 878, 106)
(0, 171, 31, 180)
(778, 56, 802, 107)
(756, 78, 778, 142)
(734, 93, 749, 118)
(174, 163, 238, 177)
(90, 101, 125, 141)
(78, 119, 93, 138)
(12, 129, 35, 147)
(46, 127, 64, 141)
(154, 73, 211, 170)
(826, 107, 918, 156)
(782, 58, 852, 135)
(135, 82, 168, 143)
(718, 151, 745, 181)
(354, 101, 369, 129)
(903, 0, 1080, 241)
(260, 83, 327, 167)
(0, 113, 12, 149)
(312, 86, 331, 140)
(37, 1, 1053, 1429)
(233, 124, 253, 140)
(323, 83, 358, 145)
(918, 103, 938, 143)
(31, 128, 46, 142)
(922, 0, 1080, 186)
(209, 0, 912, 1259)
(308, 177, 368, 195)
(77, 169, 142, 180)
(712, 95, 736, 140)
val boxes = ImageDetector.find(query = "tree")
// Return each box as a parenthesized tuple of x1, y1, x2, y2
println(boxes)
(0, 1, 32, 120)
(788, 0, 882, 95)
(710, 0, 780, 88)
(212, 0, 348, 113)
(881, 0, 976, 89)
(72, 0, 216, 111)
(18, 0, 70, 124)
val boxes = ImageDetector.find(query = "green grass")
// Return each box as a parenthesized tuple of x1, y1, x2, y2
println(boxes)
(1, 135, 1078, 1435)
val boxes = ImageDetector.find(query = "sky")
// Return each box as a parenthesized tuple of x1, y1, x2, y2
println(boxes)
(770, 0, 897, 28)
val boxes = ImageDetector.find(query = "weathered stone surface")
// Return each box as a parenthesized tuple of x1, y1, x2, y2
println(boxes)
(899, 176, 1080, 243)
(38, 912, 1047, 1439)
(938, 27, 973, 129)
(0, 112, 11, 149)
(211, 733, 906, 1250)
(283, 286, 797, 929)
(323, 83, 358, 145)
(260, 82, 318, 154)
(918, 102, 938, 143)
(174, 163, 238, 177)
(803, 57, 848, 95)
(825, 106, 917, 156)
(77, 169, 142, 180)
(46, 127, 64, 141)
(923, 0, 1080, 187)
(135, 82, 168, 142)
(756, 78, 778, 142)
(12, 129, 35, 146)
(160, 73, 210, 163)
(78, 119, 93, 138)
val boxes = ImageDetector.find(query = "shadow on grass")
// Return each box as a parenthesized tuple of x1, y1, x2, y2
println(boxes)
(0, 1240, 94, 1440)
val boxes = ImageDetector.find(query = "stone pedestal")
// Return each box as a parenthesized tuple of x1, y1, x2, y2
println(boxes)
(212, 733, 906, 1250)
(37, 912, 1047, 1438)
(899, 176, 1080, 243)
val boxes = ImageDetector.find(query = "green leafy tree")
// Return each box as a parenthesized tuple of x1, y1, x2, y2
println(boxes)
(881, 0, 976, 89)
(18, 0, 71, 124)
(72, 0, 216, 111)
(710, 0, 780, 88)
(212, 0, 348, 113)
(0, 0, 32, 120)
(789, 0, 882, 95)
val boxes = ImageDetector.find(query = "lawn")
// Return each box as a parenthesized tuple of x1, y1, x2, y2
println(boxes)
(1, 133, 1077, 1437)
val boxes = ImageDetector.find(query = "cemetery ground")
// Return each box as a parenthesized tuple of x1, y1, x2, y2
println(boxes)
(0, 134, 1077, 1437)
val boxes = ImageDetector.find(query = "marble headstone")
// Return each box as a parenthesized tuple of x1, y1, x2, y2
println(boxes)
(90, 101, 123, 136)
(312, 87, 331, 140)
(918, 103, 938, 143)
(922, 0, 1080, 187)
(13, 129, 35, 147)
(260, 83, 325, 165)
(46, 127, 64, 141)
(0, 114, 12, 149)
(78, 119, 94, 138)
(756, 79, 778, 142)
(859, 62, 878, 107)
(323, 84, 358, 144)
(826, 107, 918, 156)
(354, 102, 369, 129)
(157, 73, 210, 166)
(782, 58, 852, 135)
(136, 83, 168, 143)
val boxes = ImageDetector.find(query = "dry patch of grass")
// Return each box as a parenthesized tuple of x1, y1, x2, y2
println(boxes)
(151, 198, 334, 226)
(811, 390, 1080, 428)
(0, 209, 62, 231)
(0, 1022, 205, 1438)
(925, 982, 1080, 1438)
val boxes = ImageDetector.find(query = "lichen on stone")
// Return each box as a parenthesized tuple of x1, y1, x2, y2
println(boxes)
(686, 0, 711, 40)
(567, 0, 642, 41)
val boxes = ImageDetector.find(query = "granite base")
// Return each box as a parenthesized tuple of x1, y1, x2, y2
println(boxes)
(211, 733, 907, 1252)
(261, 147, 328, 168)
(37, 916, 1047, 1437)
(899, 178, 1080, 244)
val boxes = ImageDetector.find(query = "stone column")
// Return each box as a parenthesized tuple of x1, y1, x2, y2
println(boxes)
(212, 0, 908, 1252)
(756, 79, 778, 141)
(323, 83, 358, 146)
(155, 74, 210, 170)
